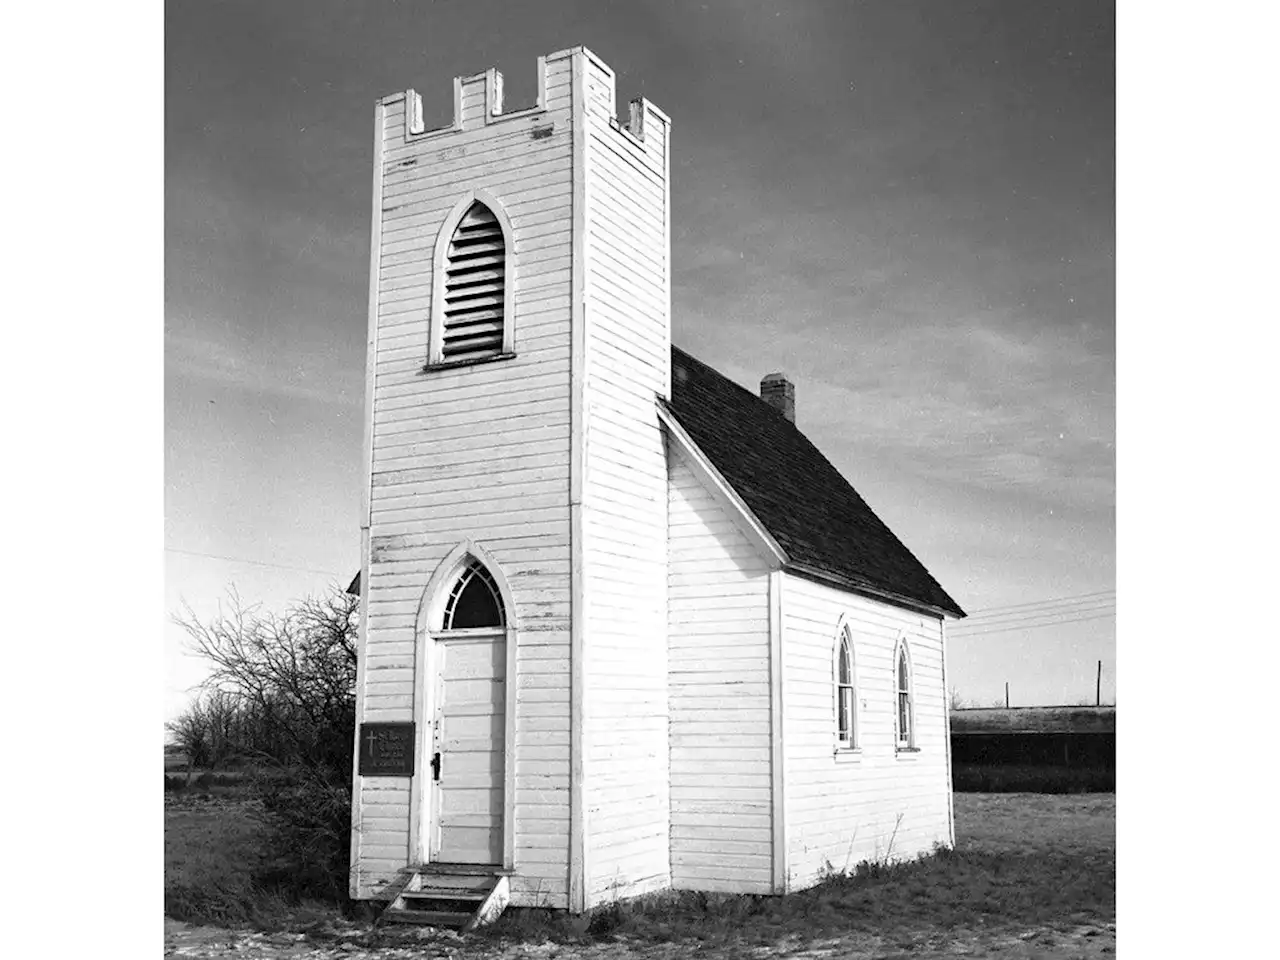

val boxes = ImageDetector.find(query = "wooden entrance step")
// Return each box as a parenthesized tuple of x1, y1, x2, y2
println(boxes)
(379, 865, 510, 932)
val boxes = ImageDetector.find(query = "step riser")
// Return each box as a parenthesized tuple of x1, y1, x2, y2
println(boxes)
(409, 885, 494, 901)
(399, 897, 485, 914)
(415, 863, 510, 877)
(381, 871, 509, 931)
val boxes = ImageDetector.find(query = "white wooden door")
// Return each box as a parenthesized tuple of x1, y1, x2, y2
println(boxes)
(429, 633, 505, 864)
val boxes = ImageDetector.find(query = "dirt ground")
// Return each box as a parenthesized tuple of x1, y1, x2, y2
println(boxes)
(165, 917, 1116, 959)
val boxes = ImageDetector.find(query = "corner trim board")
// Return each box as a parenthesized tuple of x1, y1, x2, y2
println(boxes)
(940, 618, 956, 849)
(350, 98, 385, 899)
(769, 569, 788, 893)
(661, 108, 672, 401)
(567, 47, 589, 915)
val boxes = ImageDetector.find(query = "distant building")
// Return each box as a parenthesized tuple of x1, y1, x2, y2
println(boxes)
(950, 705, 1116, 772)
(349, 47, 965, 917)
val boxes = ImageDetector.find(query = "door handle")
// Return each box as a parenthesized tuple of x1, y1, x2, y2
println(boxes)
(431, 751, 441, 781)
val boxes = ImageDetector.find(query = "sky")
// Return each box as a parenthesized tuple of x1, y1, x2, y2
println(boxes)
(164, 0, 1115, 721)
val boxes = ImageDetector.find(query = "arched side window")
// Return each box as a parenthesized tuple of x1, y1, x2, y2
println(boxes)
(428, 193, 516, 368)
(835, 626, 857, 749)
(895, 640, 914, 749)
(441, 559, 506, 630)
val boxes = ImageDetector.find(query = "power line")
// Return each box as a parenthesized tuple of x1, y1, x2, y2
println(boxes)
(957, 601, 1116, 632)
(950, 611, 1116, 638)
(951, 603, 1115, 633)
(966, 589, 1116, 618)
(953, 599, 1116, 630)
(951, 614, 1114, 638)
(165, 547, 347, 579)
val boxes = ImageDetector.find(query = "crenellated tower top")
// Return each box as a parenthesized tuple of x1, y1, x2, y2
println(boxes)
(381, 47, 669, 151)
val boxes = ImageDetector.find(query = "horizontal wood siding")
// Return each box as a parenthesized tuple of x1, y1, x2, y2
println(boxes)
(580, 64, 673, 906)
(781, 574, 951, 890)
(356, 55, 576, 909)
(667, 450, 774, 894)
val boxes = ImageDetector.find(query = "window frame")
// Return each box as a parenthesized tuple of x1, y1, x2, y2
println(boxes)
(426, 190, 517, 371)
(834, 625, 858, 752)
(894, 637, 917, 753)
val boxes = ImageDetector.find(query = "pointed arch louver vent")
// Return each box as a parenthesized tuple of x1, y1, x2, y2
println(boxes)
(441, 202, 506, 362)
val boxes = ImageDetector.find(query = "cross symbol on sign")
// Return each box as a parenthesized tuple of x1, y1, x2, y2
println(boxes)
(365, 727, 380, 752)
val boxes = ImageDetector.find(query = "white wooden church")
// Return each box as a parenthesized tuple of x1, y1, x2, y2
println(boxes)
(348, 48, 966, 921)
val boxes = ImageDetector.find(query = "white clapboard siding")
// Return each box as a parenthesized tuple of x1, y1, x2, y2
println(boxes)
(578, 59, 674, 908)
(780, 574, 951, 891)
(356, 54, 576, 910)
(666, 449, 775, 895)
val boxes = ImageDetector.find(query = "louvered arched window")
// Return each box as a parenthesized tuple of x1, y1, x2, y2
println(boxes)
(429, 194, 514, 367)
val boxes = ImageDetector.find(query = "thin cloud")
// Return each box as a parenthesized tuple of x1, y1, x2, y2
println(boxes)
(166, 332, 363, 408)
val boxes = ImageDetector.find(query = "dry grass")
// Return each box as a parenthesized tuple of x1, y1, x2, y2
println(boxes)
(165, 796, 336, 927)
(469, 793, 1114, 947)
(957, 792, 1115, 857)
(165, 798, 269, 925)
(165, 791, 1115, 953)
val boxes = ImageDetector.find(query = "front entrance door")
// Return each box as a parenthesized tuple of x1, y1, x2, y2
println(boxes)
(429, 633, 505, 864)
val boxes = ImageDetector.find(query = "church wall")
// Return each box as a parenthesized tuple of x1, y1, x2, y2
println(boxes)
(780, 574, 953, 891)
(665, 448, 776, 894)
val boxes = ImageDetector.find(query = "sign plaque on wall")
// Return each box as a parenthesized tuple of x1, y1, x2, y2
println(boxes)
(358, 722, 415, 777)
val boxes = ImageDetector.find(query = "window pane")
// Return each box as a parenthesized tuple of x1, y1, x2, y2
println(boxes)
(445, 563, 505, 628)
(842, 688, 854, 744)
(837, 693, 849, 741)
(898, 650, 909, 691)
(838, 639, 851, 684)
(898, 692, 910, 742)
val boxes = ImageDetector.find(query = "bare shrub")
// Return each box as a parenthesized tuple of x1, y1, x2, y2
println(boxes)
(169, 586, 359, 909)
(173, 588, 358, 772)
(167, 688, 249, 772)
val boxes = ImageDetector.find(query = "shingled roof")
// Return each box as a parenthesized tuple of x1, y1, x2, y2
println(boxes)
(666, 346, 965, 619)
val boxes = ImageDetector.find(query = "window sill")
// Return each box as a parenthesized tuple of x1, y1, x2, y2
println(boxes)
(895, 746, 921, 758)
(834, 747, 862, 763)
(422, 352, 516, 374)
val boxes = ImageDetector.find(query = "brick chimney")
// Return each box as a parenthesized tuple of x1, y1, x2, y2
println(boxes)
(760, 373, 795, 423)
